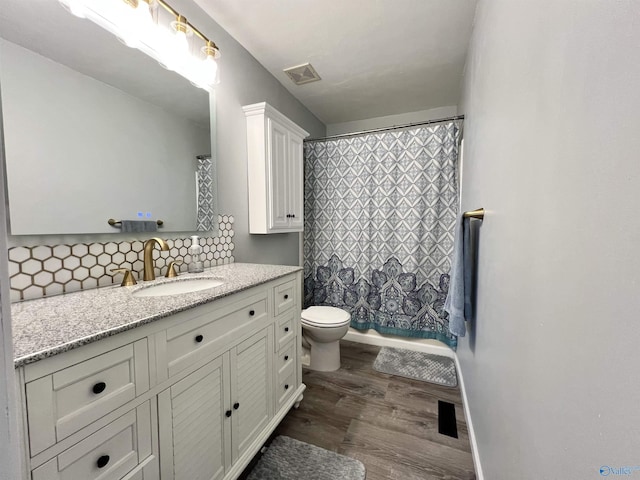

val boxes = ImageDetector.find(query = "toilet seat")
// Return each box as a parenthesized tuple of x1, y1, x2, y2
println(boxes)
(301, 306, 351, 328)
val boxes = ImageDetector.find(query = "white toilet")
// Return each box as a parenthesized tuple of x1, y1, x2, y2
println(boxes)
(301, 306, 351, 372)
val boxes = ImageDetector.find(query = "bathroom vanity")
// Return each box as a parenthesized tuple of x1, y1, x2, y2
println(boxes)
(11, 263, 304, 480)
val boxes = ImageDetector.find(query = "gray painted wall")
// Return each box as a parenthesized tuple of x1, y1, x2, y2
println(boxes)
(326, 106, 458, 136)
(184, 0, 326, 266)
(458, 1, 640, 478)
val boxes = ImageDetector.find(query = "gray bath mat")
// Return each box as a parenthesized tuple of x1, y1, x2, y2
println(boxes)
(247, 436, 365, 480)
(373, 347, 458, 387)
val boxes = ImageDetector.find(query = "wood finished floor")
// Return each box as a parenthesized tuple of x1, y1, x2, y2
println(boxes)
(273, 341, 476, 480)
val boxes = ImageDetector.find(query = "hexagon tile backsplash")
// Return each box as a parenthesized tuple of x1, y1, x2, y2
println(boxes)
(8, 215, 235, 302)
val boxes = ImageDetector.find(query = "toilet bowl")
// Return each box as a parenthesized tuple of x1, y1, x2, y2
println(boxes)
(301, 306, 351, 372)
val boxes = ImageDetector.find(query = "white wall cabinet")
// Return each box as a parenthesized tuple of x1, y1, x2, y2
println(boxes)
(16, 272, 304, 480)
(244, 102, 309, 234)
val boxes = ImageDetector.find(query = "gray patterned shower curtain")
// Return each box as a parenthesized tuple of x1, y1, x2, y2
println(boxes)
(303, 121, 462, 349)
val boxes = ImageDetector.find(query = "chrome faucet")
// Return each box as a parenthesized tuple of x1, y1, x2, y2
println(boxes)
(143, 237, 170, 281)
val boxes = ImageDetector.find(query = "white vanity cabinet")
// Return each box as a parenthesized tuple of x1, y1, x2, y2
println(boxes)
(15, 271, 304, 480)
(243, 102, 309, 234)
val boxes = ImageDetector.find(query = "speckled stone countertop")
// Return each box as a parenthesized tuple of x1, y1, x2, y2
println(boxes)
(12, 263, 301, 367)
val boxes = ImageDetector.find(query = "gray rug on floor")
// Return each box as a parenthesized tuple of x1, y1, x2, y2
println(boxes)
(373, 347, 458, 387)
(247, 436, 365, 480)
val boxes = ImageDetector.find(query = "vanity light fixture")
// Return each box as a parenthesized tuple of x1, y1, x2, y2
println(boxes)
(59, 0, 221, 91)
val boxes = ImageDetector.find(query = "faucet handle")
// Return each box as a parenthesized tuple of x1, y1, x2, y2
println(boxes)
(165, 260, 183, 278)
(110, 268, 137, 286)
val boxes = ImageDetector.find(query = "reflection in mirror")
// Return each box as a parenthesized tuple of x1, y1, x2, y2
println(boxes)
(0, 0, 217, 235)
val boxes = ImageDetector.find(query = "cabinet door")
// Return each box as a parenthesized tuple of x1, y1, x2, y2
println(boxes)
(229, 327, 273, 464)
(268, 118, 290, 230)
(287, 132, 304, 230)
(158, 354, 230, 480)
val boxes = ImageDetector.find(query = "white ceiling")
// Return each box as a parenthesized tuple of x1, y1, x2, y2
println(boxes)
(196, 0, 477, 125)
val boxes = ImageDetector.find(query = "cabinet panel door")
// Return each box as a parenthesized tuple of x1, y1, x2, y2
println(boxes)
(287, 132, 304, 230)
(159, 354, 230, 480)
(229, 327, 273, 464)
(268, 118, 290, 230)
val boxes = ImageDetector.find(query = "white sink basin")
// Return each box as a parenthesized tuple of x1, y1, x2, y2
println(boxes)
(132, 278, 224, 298)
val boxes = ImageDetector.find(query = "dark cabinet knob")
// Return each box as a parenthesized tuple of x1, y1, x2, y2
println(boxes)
(284, 327, 289, 332)
(195, 334, 204, 343)
(286, 214, 291, 218)
(96, 455, 110, 469)
(225, 410, 232, 417)
(284, 384, 289, 390)
(291, 214, 296, 218)
(284, 355, 289, 361)
(92, 382, 106, 395)
(233, 402, 240, 410)
(284, 294, 289, 299)
(249, 310, 255, 316)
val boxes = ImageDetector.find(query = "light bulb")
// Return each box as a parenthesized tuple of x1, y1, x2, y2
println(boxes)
(113, 0, 153, 48)
(160, 17, 191, 71)
(193, 42, 220, 89)
(174, 29, 189, 52)
(203, 56, 218, 83)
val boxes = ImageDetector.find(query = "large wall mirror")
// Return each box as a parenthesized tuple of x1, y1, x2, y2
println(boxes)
(0, 0, 217, 235)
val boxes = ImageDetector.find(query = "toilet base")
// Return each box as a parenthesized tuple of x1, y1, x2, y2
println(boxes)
(307, 339, 342, 372)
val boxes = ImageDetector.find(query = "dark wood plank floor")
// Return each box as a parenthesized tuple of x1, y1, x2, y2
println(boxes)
(274, 340, 476, 480)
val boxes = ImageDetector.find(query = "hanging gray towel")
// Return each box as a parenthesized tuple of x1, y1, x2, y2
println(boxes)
(120, 220, 158, 233)
(444, 214, 473, 337)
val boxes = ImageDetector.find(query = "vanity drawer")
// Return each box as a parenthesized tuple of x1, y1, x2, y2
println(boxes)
(275, 310, 297, 350)
(277, 340, 296, 374)
(274, 279, 296, 316)
(276, 362, 296, 409)
(32, 400, 156, 480)
(26, 339, 149, 456)
(162, 290, 269, 378)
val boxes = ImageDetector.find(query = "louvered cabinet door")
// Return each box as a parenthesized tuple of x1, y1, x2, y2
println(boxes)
(158, 353, 230, 480)
(229, 327, 274, 464)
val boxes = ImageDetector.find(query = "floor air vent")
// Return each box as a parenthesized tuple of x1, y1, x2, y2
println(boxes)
(438, 400, 459, 438)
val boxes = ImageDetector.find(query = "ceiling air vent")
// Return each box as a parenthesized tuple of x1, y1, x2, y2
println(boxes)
(283, 63, 321, 85)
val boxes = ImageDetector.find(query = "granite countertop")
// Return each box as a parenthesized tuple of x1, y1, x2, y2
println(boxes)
(11, 263, 302, 367)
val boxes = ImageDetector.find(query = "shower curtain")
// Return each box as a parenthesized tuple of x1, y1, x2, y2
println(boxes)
(303, 121, 462, 349)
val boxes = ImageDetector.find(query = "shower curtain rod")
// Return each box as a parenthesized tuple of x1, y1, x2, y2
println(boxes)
(305, 114, 465, 142)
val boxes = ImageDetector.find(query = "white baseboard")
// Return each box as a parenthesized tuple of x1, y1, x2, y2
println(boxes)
(453, 355, 484, 480)
(342, 329, 484, 479)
